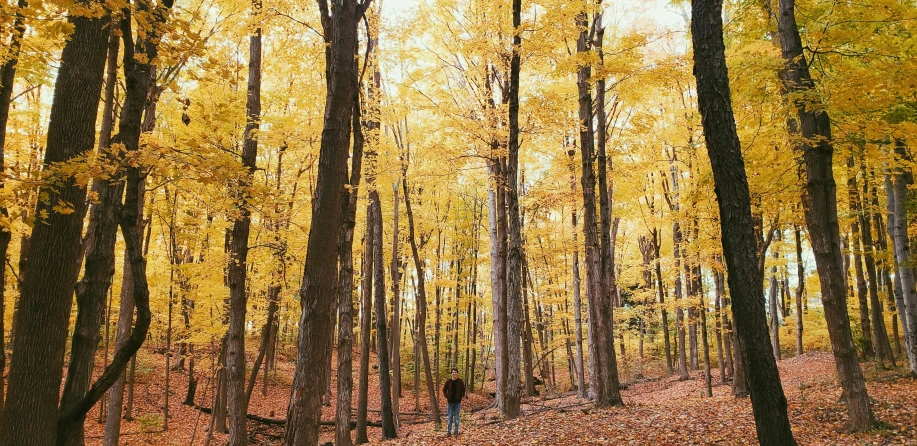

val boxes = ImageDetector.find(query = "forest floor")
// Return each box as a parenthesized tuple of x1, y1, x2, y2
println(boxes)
(83, 349, 917, 445)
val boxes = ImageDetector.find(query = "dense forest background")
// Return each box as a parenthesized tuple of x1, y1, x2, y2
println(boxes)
(0, 0, 916, 444)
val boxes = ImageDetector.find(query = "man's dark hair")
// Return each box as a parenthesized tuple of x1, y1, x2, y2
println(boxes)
(451, 367, 459, 373)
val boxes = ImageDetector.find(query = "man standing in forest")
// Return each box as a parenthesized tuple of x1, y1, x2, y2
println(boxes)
(442, 367, 466, 437)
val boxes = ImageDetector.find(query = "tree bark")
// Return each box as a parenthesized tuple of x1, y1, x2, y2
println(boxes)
(691, 1, 797, 442)
(333, 87, 366, 446)
(403, 175, 442, 428)
(794, 226, 805, 357)
(0, 6, 112, 443)
(0, 0, 28, 420)
(890, 143, 917, 374)
(226, 4, 262, 442)
(355, 202, 373, 444)
(283, 1, 363, 444)
(776, 0, 878, 429)
(370, 192, 397, 439)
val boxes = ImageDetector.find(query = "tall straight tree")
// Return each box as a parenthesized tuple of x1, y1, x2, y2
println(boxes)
(403, 172, 442, 428)
(0, 3, 112, 443)
(225, 0, 262, 442)
(334, 88, 365, 446)
(775, 0, 877, 430)
(503, 0, 524, 420)
(690, 0, 797, 443)
(283, 0, 368, 444)
(575, 2, 623, 407)
(0, 0, 27, 416)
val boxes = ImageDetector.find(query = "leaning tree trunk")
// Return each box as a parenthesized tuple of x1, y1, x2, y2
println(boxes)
(691, 1, 797, 443)
(0, 6, 112, 444)
(283, 1, 362, 444)
(226, 4, 262, 442)
(776, 0, 877, 429)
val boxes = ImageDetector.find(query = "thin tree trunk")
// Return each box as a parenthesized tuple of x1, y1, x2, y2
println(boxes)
(355, 202, 373, 444)
(370, 193, 397, 439)
(226, 5, 262, 441)
(403, 175, 442, 428)
(847, 161, 874, 359)
(795, 226, 805, 357)
(568, 152, 587, 397)
(390, 181, 402, 427)
(769, 231, 781, 360)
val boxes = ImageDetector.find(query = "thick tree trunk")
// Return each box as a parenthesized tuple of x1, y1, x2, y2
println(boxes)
(776, 0, 878, 429)
(691, 1, 797, 443)
(576, 7, 622, 407)
(486, 160, 508, 412)
(0, 7, 112, 444)
(283, 1, 362, 444)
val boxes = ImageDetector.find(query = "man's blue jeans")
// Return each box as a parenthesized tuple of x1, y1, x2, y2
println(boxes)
(447, 402, 461, 434)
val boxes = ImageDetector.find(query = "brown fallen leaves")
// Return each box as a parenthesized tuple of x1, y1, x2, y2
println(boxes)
(83, 350, 916, 445)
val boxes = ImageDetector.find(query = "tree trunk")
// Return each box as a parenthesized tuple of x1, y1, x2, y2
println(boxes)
(403, 175, 443, 428)
(847, 161, 874, 359)
(691, 1, 797, 442)
(577, 6, 623, 407)
(776, 0, 878, 429)
(486, 159, 508, 412)
(890, 143, 917, 374)
(370, 192, 397, 439)
(226, 6, 262, 442)
(0, 7, 113, 444)
(794, 226, 805, 357)
(769, 231, 782, 360)
(389, 181, 402, 426)
(567, 152, 587, 396)
(886, 174, 911, 360)
(355, 202, 373, 444)
(0, 0, 27, 419)
(283, 1, 361, 444)
(857, 169, 894, 367)
(333, 87, 365, 446)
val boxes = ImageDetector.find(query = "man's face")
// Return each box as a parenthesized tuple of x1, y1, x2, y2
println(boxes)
(452, 370, 458, 380)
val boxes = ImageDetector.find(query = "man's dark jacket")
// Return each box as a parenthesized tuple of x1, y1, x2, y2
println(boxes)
(442, 378, 466, 404)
